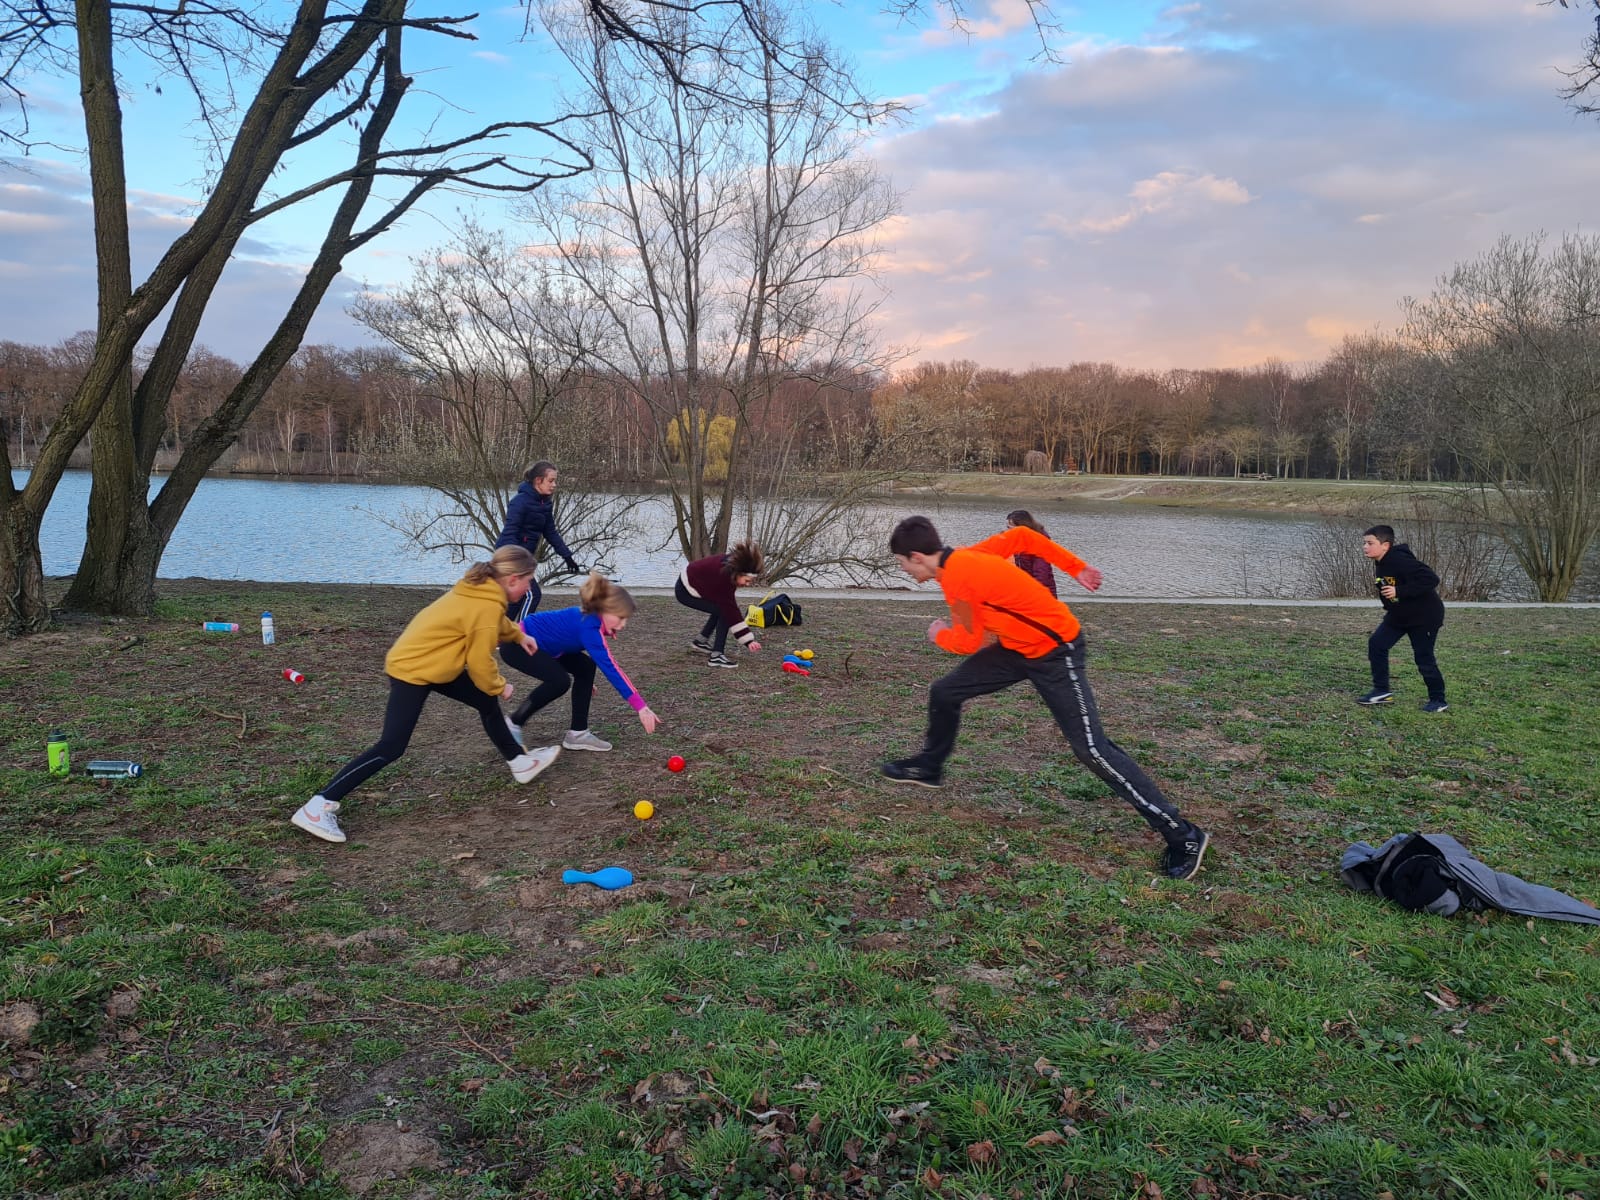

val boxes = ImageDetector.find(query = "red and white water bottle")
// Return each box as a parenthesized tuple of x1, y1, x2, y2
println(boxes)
(282, 668, 305, 684)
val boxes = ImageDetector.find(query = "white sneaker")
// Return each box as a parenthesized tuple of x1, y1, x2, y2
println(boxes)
(510, 745, 561, 783)
(291, 796, 346, 843)
(562, 729, 613, 752)
(505, 715, 524, 748)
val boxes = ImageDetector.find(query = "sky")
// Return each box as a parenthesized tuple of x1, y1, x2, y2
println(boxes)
(2, 0, 1598, 372)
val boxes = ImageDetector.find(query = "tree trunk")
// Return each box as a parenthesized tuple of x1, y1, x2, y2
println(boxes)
(0, 496, 49, 634)
(62, 491, 164, 614)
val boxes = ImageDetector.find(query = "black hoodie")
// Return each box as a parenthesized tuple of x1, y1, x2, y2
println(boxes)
(1374, 543, 1444, 630)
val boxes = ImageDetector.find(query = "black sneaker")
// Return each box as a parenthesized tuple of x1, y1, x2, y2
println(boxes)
(1420, 699, 1449, 713)
(1163, 829, 1210, 881)
(880, 759, 944, 788)
(707, 652, 737, 668)
(689, 635, 714, 653)
(1357, 690, 1395, 706)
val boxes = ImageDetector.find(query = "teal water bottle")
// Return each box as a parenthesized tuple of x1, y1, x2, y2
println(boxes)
(47, 730, 70, 777)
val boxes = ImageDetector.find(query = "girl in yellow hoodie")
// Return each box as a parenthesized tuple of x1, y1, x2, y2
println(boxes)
(291, 547, 560, 844)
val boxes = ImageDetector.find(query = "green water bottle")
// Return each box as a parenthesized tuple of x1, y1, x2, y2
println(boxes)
(47, 730, 70, 777)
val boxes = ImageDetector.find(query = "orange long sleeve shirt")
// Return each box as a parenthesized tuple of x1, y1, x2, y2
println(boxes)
(934, 527, 1089, 659)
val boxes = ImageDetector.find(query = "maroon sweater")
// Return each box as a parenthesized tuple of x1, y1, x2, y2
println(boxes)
(680, 554, 757, 646)
(1014, 551, 1058, 598)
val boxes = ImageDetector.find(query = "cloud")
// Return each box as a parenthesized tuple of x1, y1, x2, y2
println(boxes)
(919, 0, 1049, 47)
(0, 157, 377, 361)
(1048, 169, 1251, 235)
(866, 2, 1600, 369)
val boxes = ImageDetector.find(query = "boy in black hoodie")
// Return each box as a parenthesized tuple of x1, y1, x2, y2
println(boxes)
(1359, 524, 1448, 712)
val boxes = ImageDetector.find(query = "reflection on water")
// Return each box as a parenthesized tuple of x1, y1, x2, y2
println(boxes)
(25, 470, 1571, 599)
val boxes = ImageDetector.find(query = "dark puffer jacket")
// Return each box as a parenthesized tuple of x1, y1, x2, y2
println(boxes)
(495, 482, 578, 571)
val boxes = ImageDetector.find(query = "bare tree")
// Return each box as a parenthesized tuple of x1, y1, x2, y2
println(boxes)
(1403, 232, 1600, 601)
(522, 0, 902, 578)
(1320, 334, 1393, 480)
(1555, 0, 1600, 115)
(1016, 367, 1069, 470)
(350, 220, 640, 573)
(1062, 362, 1121, 474)
(0, 1, 597, 631)
(1257, 359, 1301, 477)
(1158, 370, 1214, 476)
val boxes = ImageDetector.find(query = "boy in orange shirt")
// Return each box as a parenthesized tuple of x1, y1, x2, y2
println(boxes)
(883, 515, 1210, 880)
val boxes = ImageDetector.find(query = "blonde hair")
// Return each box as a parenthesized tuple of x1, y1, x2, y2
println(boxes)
(464, 545, 537, 586)
(579, 571, 637, 618)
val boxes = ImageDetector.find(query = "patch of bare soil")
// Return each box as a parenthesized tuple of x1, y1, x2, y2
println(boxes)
(12, 590, 1246, 973)
(318, 1122, 444, 1197)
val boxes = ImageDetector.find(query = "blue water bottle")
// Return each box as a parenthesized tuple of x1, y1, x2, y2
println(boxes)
(261, 611, 275, 645)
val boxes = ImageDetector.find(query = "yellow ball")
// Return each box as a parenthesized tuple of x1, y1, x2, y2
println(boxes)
(797, 649, 814, 659)
(633, 801, 654, 820)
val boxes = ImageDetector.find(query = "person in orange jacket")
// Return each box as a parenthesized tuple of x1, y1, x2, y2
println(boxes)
(882, 515, 1210, 881)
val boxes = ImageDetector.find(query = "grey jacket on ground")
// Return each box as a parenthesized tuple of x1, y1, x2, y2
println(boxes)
(1341, 831, 1600, 925)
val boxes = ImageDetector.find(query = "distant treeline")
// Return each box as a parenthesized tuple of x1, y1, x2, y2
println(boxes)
(2, 332, 1462, 483)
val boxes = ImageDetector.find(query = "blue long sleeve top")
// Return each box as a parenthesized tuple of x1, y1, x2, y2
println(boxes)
(520, 607, 647, 711)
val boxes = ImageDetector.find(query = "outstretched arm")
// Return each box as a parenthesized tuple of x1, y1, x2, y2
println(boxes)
(969, 527, 1089, 581)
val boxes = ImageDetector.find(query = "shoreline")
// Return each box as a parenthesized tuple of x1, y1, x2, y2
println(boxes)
(25, 464, 1449, 520)
(48, 577, 1598, 610)
(885, 471, 1450, 517)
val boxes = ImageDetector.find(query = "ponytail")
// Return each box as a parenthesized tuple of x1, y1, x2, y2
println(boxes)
(465, 544, 537, 586)
(724, 540, 764, 579)
(579, 571, 638, 618)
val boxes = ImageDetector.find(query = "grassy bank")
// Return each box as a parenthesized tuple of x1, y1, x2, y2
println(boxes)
(3, 583, 1598, 1199)
(902, 472, 1450, 517)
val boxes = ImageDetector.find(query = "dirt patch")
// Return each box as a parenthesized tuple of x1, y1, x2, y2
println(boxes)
(0, 1001, 42, 1046)
(318, 1122, 444, 1196)
(323, 1050, 464, 1121)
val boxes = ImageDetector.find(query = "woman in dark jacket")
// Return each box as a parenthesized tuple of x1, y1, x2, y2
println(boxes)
(496, 461, 581, 620)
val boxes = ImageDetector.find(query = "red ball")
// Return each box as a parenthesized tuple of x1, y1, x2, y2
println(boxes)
(667, 755, 686, 772)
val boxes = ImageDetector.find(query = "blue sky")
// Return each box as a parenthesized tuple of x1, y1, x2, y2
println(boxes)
(2, 0, 1598, 370)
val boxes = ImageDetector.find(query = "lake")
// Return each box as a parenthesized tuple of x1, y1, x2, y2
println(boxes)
(21, 470, 1553, 600)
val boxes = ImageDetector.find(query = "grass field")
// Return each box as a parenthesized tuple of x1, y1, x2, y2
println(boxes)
(2, 583, 1597, 1199)
(901, 473, 1435, 517)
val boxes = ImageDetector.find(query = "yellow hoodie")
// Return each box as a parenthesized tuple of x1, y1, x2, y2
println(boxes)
(384, 577, 522, 695)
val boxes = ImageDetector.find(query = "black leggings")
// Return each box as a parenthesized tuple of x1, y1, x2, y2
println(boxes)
(908, 637, 1191, 846)
(501, 642, 597, 729)
(319, 673, 523, 804)
(1369, 622, 1445, 702)
(506, 582, 541, 625)
(674, 578, 730, 651)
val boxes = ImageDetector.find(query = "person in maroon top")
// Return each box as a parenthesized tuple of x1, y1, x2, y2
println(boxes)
(1006, 510, 1058, 597)
(675, 541, 764, 668)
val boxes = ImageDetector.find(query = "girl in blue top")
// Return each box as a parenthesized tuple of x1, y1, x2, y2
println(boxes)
(502, 572, 661, 753)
